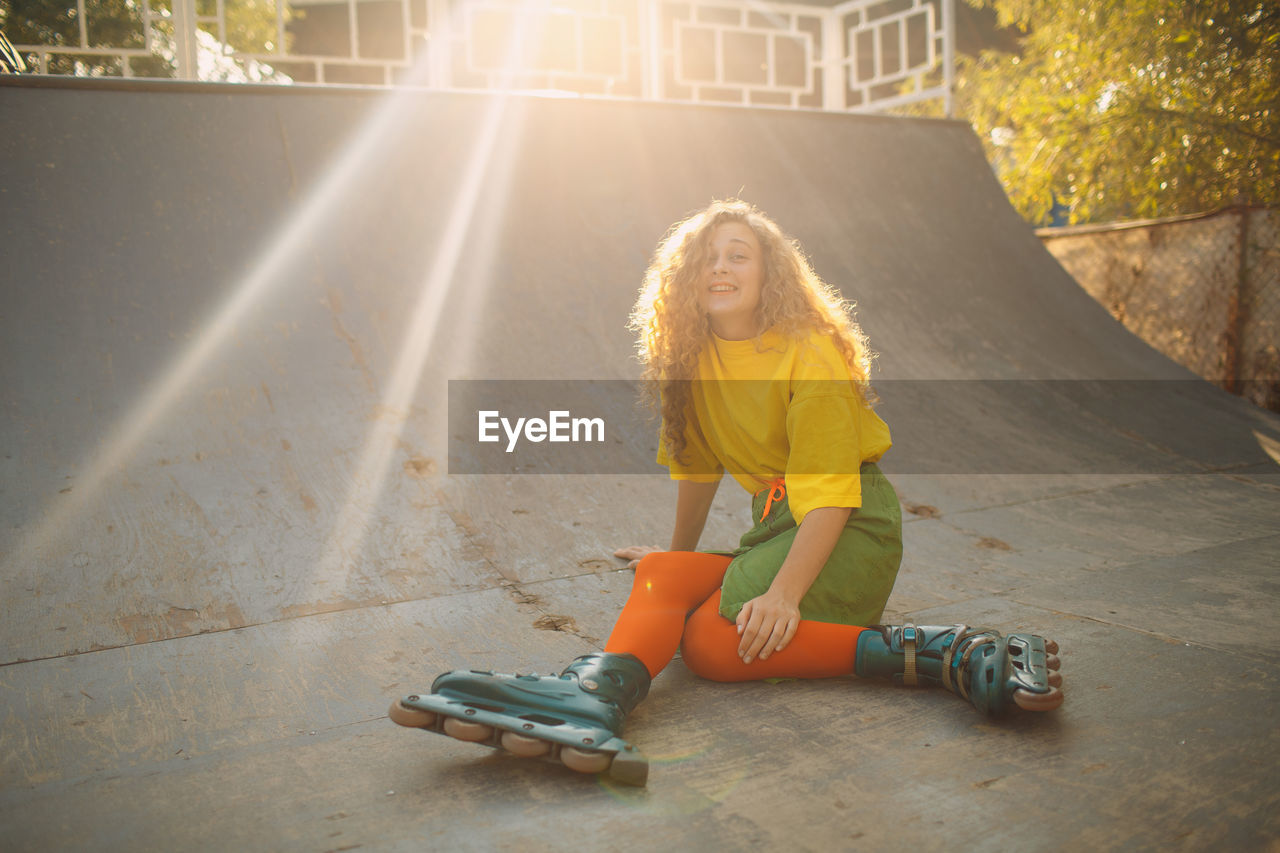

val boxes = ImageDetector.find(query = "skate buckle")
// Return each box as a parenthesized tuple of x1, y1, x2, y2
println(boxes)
(902, 624, 918, 686)
(941, 624, 967, 693)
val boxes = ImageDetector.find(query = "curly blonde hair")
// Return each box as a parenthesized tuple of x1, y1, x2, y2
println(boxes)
(629, 199, 875, 461)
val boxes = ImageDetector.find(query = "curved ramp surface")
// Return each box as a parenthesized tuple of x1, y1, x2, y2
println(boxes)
(2, 78, 1278, 849)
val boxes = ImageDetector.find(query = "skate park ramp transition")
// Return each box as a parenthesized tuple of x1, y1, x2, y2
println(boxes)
(2, 77, 1279, 850)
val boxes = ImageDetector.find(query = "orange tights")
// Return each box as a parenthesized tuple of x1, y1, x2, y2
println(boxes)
(604, 551, 868, 680)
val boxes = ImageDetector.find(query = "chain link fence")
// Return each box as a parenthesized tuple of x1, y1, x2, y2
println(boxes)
(1040, 207, 1280, 413)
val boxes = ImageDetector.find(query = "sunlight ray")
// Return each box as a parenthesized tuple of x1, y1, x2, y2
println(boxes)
(313, 2, 551, 582)
(4, 50, 436, 575)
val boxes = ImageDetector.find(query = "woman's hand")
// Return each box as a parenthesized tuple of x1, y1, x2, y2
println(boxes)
(614, 545, 662, 569)
(736, 588, 801, 663)
(734, 506, 851, 663)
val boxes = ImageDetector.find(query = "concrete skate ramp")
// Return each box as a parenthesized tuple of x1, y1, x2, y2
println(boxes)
(3, 78, 1278, 849)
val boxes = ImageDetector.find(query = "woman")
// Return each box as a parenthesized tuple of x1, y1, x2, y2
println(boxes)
(390, 200, 1064, 786)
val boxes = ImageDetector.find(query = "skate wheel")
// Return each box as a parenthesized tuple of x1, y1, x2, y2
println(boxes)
(1013, 685, 1064, 712)
(1048, 671, 1063, 688)
(560, 746, 612, 775)
(500, 731, 551, 758)
(443, 716, 494, 742)
(1045, 654, 1061, 671)
(1044, 638, 1059, 655)
(388, 700, 436, 728)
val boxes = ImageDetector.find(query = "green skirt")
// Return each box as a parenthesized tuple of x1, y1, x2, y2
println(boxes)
(713, 462, 902, 627)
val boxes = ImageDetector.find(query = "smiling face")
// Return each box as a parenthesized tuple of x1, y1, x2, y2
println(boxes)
(698, 221, 765, 340)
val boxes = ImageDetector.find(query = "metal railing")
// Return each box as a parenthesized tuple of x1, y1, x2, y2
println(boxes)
(7, 0, 955, 114)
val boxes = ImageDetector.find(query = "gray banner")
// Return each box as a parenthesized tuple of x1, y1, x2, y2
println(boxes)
(447, 380, 1278, 475)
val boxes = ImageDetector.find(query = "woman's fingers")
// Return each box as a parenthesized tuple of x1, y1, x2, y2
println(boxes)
(741, 609, 781, 663)
(762, 617, 798, 659)
(743, 622, 772, 663)
(736, 602, 760, 655)
(754, 618, 789, 661)
(737, 598, 800, 663)
(613, 545, 660, 563)
(781, 617, 798, 650)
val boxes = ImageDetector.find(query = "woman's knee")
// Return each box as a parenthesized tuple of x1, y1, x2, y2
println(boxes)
(631, 552, 682, 597)
(633, 550, 678, 578)
(633, 551, 729, 593)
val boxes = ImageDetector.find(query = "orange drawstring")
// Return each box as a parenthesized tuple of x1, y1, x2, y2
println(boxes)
(757, 477, 786, 522)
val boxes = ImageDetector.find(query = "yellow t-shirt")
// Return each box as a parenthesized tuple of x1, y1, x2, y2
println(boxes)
(657, 328, 892, 524)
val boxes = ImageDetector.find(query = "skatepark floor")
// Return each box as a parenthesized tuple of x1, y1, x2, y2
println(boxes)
(2, 77, 1278, 851)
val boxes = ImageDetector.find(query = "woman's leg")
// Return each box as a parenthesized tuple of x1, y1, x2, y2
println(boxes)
(681, 593, 1066, 713)
(604, 551, 732, 677)
(681, 590, 867, 681)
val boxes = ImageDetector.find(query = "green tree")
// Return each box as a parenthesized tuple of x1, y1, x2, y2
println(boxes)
(196, 0, 290, 55)
(2, 0, 161, 75)
(957, 0, 1279, 224)
(0, 0, 294, 78)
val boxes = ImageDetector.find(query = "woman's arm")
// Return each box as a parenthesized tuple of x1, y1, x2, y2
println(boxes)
(615, 478, 721, 568)
(670, 479, 721, 551)
(736, 505, 852, 663)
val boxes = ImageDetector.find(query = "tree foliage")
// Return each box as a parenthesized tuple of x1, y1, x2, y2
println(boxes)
(957, 0, 1279, 224)
(0, 0, 293, 78)
(2, 0, 160, 75)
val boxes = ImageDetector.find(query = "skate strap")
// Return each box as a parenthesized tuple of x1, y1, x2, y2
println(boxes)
(902, 624, 918, 686)
(941, 624, 966, 693)
(756, 478, 787, 523)
(952, 628, 1000, 702)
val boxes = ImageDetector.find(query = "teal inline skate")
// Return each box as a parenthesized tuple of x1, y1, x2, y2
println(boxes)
(855, 623, 1064, 713)
(389, 652, 651, 786)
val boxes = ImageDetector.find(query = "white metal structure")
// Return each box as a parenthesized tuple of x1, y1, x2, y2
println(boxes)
(12, 0, 955, 114)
